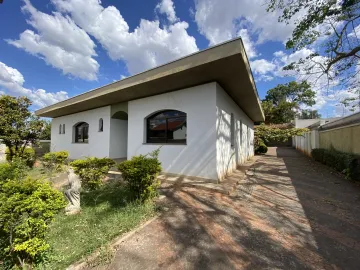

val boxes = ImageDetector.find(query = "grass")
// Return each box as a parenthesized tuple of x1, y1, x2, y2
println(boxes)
(43, 182, 156, 270)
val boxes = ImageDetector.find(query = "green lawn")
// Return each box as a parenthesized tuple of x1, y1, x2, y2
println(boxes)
(44, 182, 156, 269)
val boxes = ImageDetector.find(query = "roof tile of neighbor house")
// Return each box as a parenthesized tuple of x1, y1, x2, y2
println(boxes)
(152, 120, 185, 131)
(35, 37, 265, 122)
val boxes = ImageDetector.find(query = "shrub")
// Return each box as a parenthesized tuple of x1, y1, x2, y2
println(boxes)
(42, 151, 69, 172)
(5, 147, 36, 168)
(0, 178, 66, 268)
(118, 149, 162, 202)
(0, 158, 28, 182)
(254, 137, 268, 154)
(311, 148, 360, 181)
(70, 157, 115, 190)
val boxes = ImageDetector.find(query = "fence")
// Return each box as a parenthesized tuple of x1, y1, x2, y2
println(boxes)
(293, 112, 360, 156)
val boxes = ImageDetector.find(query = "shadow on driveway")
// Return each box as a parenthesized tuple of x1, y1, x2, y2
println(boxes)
(94, 147, 360, 270)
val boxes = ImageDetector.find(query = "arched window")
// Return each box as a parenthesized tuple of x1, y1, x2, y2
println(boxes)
(74, 122, 89, 143)
(99, 118, 103, 132)
(62, 124, 65, 134)
(59, 124, 62, 134)
(146, 110, 186, 144)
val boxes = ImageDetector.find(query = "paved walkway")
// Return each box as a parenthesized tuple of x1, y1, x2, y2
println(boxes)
(93, 147, 360, 270)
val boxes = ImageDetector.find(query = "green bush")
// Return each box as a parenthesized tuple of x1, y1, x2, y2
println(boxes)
(118, 149, 162, 202)
(0, 158, 28, 182)
(311, 148, 360, 181)
(254, 137, 268, 154)
(42, 151, 69, 172)
(5, 147, 36, 168)
(70, 157, 115, 190)
(0, 178, 66, 268)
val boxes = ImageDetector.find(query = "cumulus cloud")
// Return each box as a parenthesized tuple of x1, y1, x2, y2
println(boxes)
(156, 0, 178, 23)
(7, 0, 99, 81)
(52, 0, 198, 75)
(238, 29, 257, 59)
(250, 59, 276, 75)
(0, 61, 68, 108)
(193, 0, 299, 46)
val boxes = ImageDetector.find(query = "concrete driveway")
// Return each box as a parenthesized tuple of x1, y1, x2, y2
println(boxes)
(94, 147, 360, 270)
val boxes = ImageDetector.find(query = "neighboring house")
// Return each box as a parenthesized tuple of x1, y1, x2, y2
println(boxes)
(35, 38, 264, 182)
(293, 117, 341, 155)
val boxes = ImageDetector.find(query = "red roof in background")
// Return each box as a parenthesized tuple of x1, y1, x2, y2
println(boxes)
(152, 120, 185, 131)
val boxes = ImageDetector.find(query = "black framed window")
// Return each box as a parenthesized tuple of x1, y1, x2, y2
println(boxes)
(75, 122, 89, 143)
(59, 124, 62, 134)
(62, 124, 65, 134)
(99, 118, 103, 132)
(147, 110, 186, 144)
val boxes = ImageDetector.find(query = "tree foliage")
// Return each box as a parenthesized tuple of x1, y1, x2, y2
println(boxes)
(255, 124, 308, 143)
(262, 81, 316, 124)
(39, 121, 51, 140)
(0, 95, 45, 161)
(267, 0, 360, 104)
(299, 109, 322, 119)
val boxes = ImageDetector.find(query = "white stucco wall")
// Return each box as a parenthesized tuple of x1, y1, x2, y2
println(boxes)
(216, 83, 254, 181)
(127, 83, 218, 180)
(109, 118, 128, 158)
(51, 106, 111, 159)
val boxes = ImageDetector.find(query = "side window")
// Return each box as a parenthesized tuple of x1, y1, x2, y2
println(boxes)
(59, 124, 62, 134)
(99, 118, 103, 132)
(62, 124, 65, 134)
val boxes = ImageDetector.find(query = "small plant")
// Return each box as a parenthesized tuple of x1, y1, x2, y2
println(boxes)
(70, 157, 115, 190)
(5, 147, 36, 168)
(0, 157, 28, 182)
(0, 178, 66, 269)
(42, 151, 69, 173)
(118, 148, 162, 202)
(254, 137, 268, 154)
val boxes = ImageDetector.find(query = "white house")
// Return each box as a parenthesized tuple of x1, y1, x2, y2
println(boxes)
(36, 38, 264, 182)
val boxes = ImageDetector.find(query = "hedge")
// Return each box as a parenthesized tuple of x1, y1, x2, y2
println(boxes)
(311, 148, 360, 181)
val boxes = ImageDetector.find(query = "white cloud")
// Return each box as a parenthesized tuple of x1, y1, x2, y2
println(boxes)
(52, 0, 198, 75)
(7, 0, 99, 81)
(156, 0, 178, 23)
(273, 51, 286, 57)
(193, 0, 299, 46)
(250, 59, 276, 75)
(0, 61, 68, 108)
(238, 29, 257, 59)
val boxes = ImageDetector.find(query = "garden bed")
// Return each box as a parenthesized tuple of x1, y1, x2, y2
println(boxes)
(44, 182, 156, 269)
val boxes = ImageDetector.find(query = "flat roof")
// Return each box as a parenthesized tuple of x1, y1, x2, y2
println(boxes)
(320, 112, 360, 131)
(35, 38, 265, 122)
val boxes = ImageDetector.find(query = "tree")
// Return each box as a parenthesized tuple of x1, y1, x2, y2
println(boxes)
(254, 124, 309, 154)
(267, 0, 360, 103)
(0, 95, 44, 160)
(299, 109, 322, 119)
(262, 81, 316, 124)
(39, 121, 51, 140)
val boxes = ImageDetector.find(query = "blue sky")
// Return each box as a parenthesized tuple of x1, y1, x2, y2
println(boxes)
(0, 0, 355, 117)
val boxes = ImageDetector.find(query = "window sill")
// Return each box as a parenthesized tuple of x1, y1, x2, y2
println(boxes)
(142, 143, 187, 146)
(72, 142, 89, 144)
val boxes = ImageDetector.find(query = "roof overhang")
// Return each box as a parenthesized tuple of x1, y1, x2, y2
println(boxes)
(35, 38, 265, 122)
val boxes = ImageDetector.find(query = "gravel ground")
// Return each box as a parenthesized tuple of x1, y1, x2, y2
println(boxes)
(92, 147, 360, 270)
